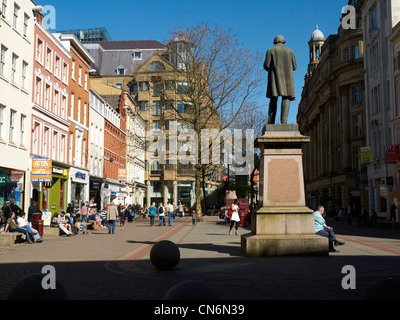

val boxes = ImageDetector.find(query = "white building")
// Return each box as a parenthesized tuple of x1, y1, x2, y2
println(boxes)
(362, 0, 400, 217)
(89, 88, 105, 209)
(0, 0, 35, 212)
(124, 93, 146, 206)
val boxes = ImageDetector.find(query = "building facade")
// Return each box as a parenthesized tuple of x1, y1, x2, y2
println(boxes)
(31, 9, 71, 214)
(361, 0, 400, 217)
(56, 33, 94, 210)
(298, 3, 367, 215)
(0, 0, 35, 212)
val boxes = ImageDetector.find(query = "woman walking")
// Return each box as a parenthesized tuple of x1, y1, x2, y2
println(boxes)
(149, 202, 156, 226)
(229, 199, 241, 236)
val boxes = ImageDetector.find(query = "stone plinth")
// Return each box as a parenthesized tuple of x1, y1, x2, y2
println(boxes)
(241, 124, 329, 256)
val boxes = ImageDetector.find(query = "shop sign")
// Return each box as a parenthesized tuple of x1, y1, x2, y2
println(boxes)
(70, 168, 88, 183)
(52, 167, 65, 175)
(32, 158, 52, 182)
(118, 169, 127, 182)
(360, 147, 372, 164)
(0, 174, 8, 186)
(385, 145, 400, 164)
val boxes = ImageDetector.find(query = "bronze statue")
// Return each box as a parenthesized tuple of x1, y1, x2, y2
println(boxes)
(264, 35, 297, 124)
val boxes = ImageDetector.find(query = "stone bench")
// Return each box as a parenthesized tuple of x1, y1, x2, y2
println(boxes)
(43, 227, 63, 237)
(379, 221, 400, 230)
(0, 232, 24, 247)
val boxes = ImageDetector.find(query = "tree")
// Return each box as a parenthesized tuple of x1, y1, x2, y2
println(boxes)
(160, 22, 263, 221)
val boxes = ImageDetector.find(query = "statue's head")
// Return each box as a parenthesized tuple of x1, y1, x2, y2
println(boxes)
(273, 35, 286, 45)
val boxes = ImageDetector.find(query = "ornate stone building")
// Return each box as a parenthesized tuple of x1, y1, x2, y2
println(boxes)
(297, 3, 367, 215)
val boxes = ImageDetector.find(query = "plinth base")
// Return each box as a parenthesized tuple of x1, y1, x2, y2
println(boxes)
(241, 233, 329, 257)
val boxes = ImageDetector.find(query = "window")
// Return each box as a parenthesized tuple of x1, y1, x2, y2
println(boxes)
(62, 61, 68, 83)
(130, 82, 138, 93)
(1, 0, 7, 18)
(166, 100, 174, 110)
(77, 98, 81, 123)
(12, 3, 19, 29)
(0, 45, 7, 77)
(152, 120, 162, 131)
(139, 101, 148, 111)
(52, 131, 58, 159)
(370, 44, 378, 70)
(23, 13, 29, 37)
(70, 93, 74, 118)
(84, 72, 88, 90)
(34, 77, 41, 104)
(153, 101, 162, 115)
(166, 80, 175, 91)
(46, 46, 52, 71)
(21, 61, 27, 90)
(78, 66, 82, 85)
(148, 61, 165, 71)
(345, 48, 351, 62)
(153, 82, 163, 96)
(11, 53, 17, 83)
(353, 86, 361, 103)
(117, 67, 125, 75)
(371, 5, 378, 29)
(32, 122, 39, 154)
(61, 96, 66, 119)
(71, 60, 75, 80)
(353, 45, 359, 59)
(36, 37, 43, 63)
(177, 101, 189, 114)
(353, 147, 360, 172)
(177, 81, 188, 95)
(69, 132, 73, 163)
(54, 54, 61, 78)
(372, 85, 380, 113)
(132, 51, 142, 60)
(9, 109, 15, 143)
(0, 105, 4, 140)
(84, 103, 87, 126)
(44, 84, 50, 110)
(20, 114, 25, 146)
(116, 83, 122, 89)
(43, 127, 49, 157)
(353, 115, 361, 137)
(53, 89, 59, 114)
(140, 81, 148, 91)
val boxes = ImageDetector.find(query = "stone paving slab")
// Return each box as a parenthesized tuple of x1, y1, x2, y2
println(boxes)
(0, 215, 400, 302)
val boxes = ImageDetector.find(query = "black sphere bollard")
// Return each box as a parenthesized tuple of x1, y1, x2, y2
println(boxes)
(163, 280, 221, 300)
(361, 278, 400, 300)
(8, 273, 68, 300)
(150, 240, 180, 270)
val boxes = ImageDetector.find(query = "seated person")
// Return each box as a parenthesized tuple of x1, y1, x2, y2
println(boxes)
(87, 210, 100, 231)
(74, 214, 88, 234)
(4, 212, 34, 244)
(57, 211, 73, 236)
(313, 205, 344, 252)
(17, 212, 42, 243)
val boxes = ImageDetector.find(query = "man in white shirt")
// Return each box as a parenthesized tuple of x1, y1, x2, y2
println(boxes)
(17, 212, 42, 243)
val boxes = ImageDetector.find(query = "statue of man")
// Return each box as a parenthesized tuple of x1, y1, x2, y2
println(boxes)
(264, 35, 297, 124)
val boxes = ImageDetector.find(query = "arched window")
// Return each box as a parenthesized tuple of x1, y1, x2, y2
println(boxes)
(148, 61, 165, 71)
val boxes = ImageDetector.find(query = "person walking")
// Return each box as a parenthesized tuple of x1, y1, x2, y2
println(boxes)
(149, 202, 156, 226)
(229, 199, 241, 236)
(27, 200, 41, 227)
(80, 202, 88, 222)
(106, 201, 118, 234)
(178, 202, 184, 219)
(158, 203, 165, 226)
(192, 209, 198, 226)
(167, 202, 174, 226)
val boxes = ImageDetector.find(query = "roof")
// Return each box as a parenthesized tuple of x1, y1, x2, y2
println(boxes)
(84, 40, 166, 50)
(311, 26, 325, 41)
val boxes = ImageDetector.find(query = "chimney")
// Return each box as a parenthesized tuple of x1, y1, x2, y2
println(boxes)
(33, 7, 44, 24)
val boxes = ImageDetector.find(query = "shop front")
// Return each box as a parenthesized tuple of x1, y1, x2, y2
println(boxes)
(89, 177, 103, 210)
(69, 168, 89, 211)
(39, 165, 69, 214)
(0, 167, 26, 210)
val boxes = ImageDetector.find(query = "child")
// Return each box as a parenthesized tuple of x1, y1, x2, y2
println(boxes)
(192, 210, 197, 226)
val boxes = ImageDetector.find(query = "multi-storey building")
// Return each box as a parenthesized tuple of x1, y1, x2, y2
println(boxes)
(298, 1, 367, 215)
(88, 88, 105, 209)
(0, 0, 35, 212)
(31, 9, 71, 213)
(56, 33, 94, 210)
(361, 0, 400, 217)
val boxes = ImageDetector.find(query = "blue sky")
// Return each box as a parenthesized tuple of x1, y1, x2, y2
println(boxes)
(46, 0, 349, 124)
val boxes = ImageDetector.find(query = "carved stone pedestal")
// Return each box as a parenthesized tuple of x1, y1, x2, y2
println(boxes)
(241, 125, 329, 257)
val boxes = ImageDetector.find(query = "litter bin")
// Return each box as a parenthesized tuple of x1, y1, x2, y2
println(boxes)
(32, 212, 44, 237)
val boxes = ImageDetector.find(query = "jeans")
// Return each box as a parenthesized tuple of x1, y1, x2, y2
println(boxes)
(150, 216, 155, 226)
(20, 225, 40, 241)
(316, 227, 337, 242)
(168, 212, 173, 226)
(159, 216, 164, 226)
(108, 220, 116, 234)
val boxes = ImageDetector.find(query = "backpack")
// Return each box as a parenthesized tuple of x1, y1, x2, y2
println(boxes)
(158, 206, 164, 214)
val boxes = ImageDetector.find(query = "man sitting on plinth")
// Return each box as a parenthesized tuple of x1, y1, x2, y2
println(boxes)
(313, 205, 344, 252)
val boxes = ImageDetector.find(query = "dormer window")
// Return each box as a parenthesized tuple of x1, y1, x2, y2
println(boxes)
(116, 65, 126, 75)
(133, 50, 142, 60)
